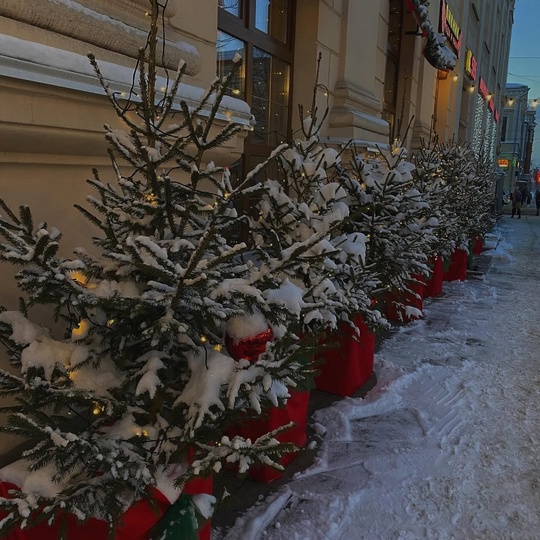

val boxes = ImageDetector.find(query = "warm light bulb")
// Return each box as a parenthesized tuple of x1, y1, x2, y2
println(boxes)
(453, 75, 458, 82)
(69, 271, 89, 286)
(92, 405, 102, 415)
(469, 85, 475, 93)
(223, 192, 230, 199)
(107, 319, 115, 327)
(144, 193, 158, 207)
(72, 319, 91, 341)
(200, 335, 208, 343)
(213, 344, 223, 352)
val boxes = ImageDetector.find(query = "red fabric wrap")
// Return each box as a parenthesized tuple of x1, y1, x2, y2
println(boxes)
(472, 237, 483, 255)
(229, 390, 310, 483)
(444, 248, 468, 282)
(425, 256, 443, 298)
(384, 280, 424, 323)
(0, 481, 170, 540)
(314, 315, 375, 397)
(225, 328, 273, 362)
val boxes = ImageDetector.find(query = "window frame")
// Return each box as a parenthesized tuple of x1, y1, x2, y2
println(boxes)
(218, 1, 296, 161)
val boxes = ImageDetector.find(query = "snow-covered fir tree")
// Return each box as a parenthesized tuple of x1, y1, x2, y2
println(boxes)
(411, 140, 454, 258)
(424, 140, 494, 256)
(251, 69, 380, 335)
(0, 2, 323, 535)
(344, 142, 438, 318)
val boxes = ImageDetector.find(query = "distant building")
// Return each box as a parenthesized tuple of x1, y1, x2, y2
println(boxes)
(499, 83, 537, 192)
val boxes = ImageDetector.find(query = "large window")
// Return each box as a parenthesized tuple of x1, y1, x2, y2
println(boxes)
(218, 0, 294, 153)
(382, 0, 403, 142)
(218, 0, 294, 235)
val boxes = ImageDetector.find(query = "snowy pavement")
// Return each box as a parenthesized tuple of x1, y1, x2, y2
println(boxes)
(217, 215, 540, 540)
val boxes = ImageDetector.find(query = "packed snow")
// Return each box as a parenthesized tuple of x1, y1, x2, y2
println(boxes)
(217, 216, 540, 539)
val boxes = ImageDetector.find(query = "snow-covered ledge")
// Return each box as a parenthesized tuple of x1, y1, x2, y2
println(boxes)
(0, 34, 253, 128)
(0, 0, 200, 75)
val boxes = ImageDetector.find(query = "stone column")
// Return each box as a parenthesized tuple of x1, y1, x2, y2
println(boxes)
(328, 0, 389, 142)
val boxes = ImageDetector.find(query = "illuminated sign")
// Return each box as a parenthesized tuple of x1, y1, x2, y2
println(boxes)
(494, 109, 500, 122)
(498, 158, 509, 169)
(464, 49, 477, 81)
(440, 0, 462, 55)
(488, 99, 495, 113)
(479, 78, 488, 100)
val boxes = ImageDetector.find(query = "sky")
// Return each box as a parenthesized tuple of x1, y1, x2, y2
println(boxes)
(508, 0, 540, 166)
(216, 218, 540, 540)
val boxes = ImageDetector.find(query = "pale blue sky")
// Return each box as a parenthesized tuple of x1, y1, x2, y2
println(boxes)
(508, 0, 540, 165)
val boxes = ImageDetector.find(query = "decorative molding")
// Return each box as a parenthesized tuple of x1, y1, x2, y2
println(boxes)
(329, 79, 389, 140)
(0, 0, 200, 75)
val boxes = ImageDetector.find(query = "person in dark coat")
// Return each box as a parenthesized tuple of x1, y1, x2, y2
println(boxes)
(512, 186, 522, 218)
(536, 190, 540, 216)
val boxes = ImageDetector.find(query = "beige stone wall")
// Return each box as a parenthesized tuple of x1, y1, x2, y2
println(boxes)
(293, 0, 390, 145)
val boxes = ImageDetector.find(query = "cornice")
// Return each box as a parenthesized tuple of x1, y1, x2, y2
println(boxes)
(0, 0, 200, 75)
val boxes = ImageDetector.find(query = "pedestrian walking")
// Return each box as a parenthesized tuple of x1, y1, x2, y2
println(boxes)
(527, 192, 532, 206)
(536, 190, 540, 216)
(512, 186, 522, 218)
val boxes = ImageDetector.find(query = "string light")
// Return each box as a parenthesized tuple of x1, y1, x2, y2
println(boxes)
(213, 344, 223, 352)
(200, 335, 208, 343)
(92, 402, 105, 415)
(144, 193, 158, 207)
(69, 271, 89, 286)
(72, 319, 90, 340)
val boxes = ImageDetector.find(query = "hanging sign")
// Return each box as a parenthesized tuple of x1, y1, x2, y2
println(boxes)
(464, 49, 477, 81)
(440, 0, 462, 55)
(498, 158, 509, 169)
(478, 78, 489, 100)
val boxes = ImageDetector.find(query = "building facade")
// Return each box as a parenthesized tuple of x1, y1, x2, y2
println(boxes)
(0, 0, 515, 455)
(499, 83, 537, 193)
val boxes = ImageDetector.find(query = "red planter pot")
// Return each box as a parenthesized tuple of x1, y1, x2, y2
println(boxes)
(471, 236, 484, 255)
(0, 450, 213, 540)
(424, 256, 443, 298)
(443, 248, 468, 282)
(314, 314, 375, 397)
(384, 281, 424, 323)
(0, 482, 170, 540)
(229, 390, 310, 483)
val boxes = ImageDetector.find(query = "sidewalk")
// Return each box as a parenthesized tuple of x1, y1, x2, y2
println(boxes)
(212, 243, 496, 534)
(214, 217, 540, 539)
